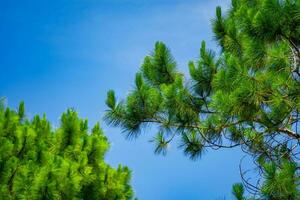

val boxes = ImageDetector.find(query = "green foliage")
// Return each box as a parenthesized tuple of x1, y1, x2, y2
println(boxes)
(141, 41, 177, 86)
(261, 161, 300, 200)
(105, 0, 300, 199)
(0, 102, 135, 200)
(232, 183, 245, 200)
(17, 101, 25, 120)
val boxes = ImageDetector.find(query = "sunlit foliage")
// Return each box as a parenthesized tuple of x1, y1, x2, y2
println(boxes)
(0, 100, 135, 200)
(105, 0, 300, 199)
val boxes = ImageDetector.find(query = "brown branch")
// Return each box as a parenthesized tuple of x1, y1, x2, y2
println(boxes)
(141, 118, 241, 149)
(239, 156, 260, 195)
(278, 128, 300, 139)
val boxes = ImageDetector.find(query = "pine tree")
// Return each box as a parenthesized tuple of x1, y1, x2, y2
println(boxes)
(105, 0, 300, 199)
(0, 101, 136, 200)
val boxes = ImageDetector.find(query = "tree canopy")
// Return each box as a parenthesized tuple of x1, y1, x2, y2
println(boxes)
(105, 0, 300, 199)
(0, 99, 135, 200)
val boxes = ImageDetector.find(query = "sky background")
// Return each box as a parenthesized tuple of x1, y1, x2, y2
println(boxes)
(0, 0, 248, 199)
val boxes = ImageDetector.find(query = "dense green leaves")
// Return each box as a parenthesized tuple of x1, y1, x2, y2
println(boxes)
(260, 161, 300, 199)
(0, 102, 135, 200)
(141, 42, 177, 86)
(232, 183, 245, 200)
(105, 0, 300, 199)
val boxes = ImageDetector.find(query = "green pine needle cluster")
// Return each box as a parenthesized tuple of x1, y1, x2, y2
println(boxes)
(0, 101, 135, 200)
(105, 0, 300, 199)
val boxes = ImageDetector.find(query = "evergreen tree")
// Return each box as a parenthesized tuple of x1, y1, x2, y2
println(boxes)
(0, 101, 135, 200)
(105, 0, 300, 198)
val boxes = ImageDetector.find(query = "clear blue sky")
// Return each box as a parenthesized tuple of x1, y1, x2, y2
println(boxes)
(0, 0, 247, 199)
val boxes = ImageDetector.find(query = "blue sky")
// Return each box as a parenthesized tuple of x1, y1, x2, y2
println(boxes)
(0, 0, 247, 199)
